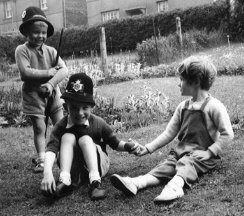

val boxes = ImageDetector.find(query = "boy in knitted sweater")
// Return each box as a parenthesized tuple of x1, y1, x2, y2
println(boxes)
(110, 56, 234, 203)
(15, 7, 68, 173)
(41, 73, 140, 201)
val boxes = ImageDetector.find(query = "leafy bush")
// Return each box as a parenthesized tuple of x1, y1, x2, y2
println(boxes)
(228, 0, 244, 41)
(0, 63, 19, 82)
(137, 29, 227, 66)
(0, 86, 31, 128)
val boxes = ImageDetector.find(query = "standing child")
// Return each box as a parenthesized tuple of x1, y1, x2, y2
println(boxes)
(40, 73, 140, 201)
(15, 6, 68, 173)
(110, 56, 234, 203)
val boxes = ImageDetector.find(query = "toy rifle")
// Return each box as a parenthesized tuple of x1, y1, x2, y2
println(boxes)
(44, 28, 64, 138)
(54, 28, 64, 66)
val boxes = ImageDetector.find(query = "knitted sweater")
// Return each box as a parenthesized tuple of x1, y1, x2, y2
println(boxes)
(145, 97, 234, 156)
(15, 42, 67, 91)
(46, 114, 121, 154)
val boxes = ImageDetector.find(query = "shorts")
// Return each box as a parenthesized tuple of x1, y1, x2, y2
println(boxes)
(57, 143, 110, 185)
(22, 86, 63, 118)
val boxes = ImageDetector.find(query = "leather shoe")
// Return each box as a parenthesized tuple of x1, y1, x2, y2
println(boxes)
(89, 181, 107, 201)
(54, 181, 74, 197)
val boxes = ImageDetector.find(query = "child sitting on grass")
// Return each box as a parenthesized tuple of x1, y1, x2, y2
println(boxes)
(41, 73, 140, 201)
(110, 56, 234, 203)
(15, 6, 68, 173)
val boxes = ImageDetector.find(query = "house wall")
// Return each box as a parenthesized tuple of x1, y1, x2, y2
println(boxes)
(87, 0, 218, 26)
(0, 0, 64, 35)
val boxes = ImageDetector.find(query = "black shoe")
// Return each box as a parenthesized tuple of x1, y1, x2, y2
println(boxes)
(89, 181, 107, 201)
(54, 181, 74, 197)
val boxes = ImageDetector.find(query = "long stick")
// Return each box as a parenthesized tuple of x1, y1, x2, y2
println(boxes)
(45, 28, 64, 138)
(54, 28, 64, 66)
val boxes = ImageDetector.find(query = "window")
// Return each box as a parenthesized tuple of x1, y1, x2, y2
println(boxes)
(157, 1, 169, 13)
(102, 10, 119, 22)
(4, 2, 12, 19)
(125, 7, 146, 16)
(40, 0, 48, 10)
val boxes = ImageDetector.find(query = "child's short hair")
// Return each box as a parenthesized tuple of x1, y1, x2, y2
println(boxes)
(25, 21, 48, 35)
(178, 56, 217, 90)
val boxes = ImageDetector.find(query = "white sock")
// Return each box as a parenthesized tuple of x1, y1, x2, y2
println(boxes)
(170, 175, 184, 188)
(131, 176, 147, 190)
(60, 171, 71, 186)
(89, 170, 101, 184)
(37, 152, 45, 163)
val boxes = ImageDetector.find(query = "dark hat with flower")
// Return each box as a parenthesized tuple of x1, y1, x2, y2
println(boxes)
(61, 73, 95, 106)
(19, 6, 54, 37)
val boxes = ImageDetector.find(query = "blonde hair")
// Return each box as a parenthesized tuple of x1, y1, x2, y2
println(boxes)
(25, 21, 48, 35)
(178, 56, 217, 90)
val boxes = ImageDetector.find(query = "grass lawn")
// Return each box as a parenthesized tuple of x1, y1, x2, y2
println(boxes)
(1, 74, 244, 215)
(1, 43, 244, 215)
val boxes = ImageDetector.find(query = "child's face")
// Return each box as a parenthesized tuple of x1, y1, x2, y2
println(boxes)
(26, 22, 47, 48)
(66, 99, 92, 125)
(178, 77, 195, 96)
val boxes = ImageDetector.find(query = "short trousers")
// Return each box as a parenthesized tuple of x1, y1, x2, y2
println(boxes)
(57, 143, 110, 185)
(22, 86, 63, 118)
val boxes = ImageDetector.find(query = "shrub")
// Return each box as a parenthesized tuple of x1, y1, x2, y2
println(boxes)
(0, 85, 31, 128)
(137, 28, 227, 66)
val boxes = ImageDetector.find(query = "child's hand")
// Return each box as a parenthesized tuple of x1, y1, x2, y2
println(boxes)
(191, 150, 213, 161)
(41, 172, 56, 197)
(48, 67, 59, 77)
(137, 146, 149, 156)
(125, 138, 141, 156)
(40, 82, 53, 97)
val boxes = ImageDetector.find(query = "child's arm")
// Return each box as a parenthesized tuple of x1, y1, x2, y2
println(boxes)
(45, 57, 68, 90)
(205, 99, 234, 157)
(15, 45, 58, 81)
(41, 151, 56, 195)
(144, 103, 183, 153)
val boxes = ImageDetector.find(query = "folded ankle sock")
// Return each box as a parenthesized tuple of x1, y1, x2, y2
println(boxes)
(89, 171, 101, 184)
(60, 171, 71, 186)
(131, 176, 147, 190)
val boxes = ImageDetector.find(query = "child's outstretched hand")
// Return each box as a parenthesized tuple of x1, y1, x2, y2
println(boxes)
(125, 139, 149, 157)
(125, 139, 141, 156)
(137, 145, 149, 156)
(191, 150, 213, 161)
(41, 172, 56, 197)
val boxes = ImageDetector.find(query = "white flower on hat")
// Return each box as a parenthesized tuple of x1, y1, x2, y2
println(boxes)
(72, 80, 84, 92)
(22, 10, 26, 18)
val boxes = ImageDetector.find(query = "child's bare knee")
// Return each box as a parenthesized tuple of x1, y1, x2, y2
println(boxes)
(61, 133, 76, 146)
(78, 135, 93, 147)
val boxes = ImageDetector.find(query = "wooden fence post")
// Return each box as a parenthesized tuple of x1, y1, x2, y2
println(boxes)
(176, 17, 183, 59)
(99, 27, 108, 77)
(153, 18, 160, 65)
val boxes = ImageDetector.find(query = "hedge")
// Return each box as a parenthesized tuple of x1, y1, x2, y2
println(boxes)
(0, 1, 229, 63)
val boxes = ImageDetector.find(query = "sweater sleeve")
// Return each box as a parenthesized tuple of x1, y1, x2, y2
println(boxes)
(15, 44, 50, 81)
(46, 49, 68, 88)
(145, 101, 184, 153)
(100, 118, 120, 150)
(207, 99, 234, 156)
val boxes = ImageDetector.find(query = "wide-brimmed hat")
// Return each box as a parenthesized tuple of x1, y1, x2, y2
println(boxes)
(61, 73, 95, 106)
(19, 6, 54, 37)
